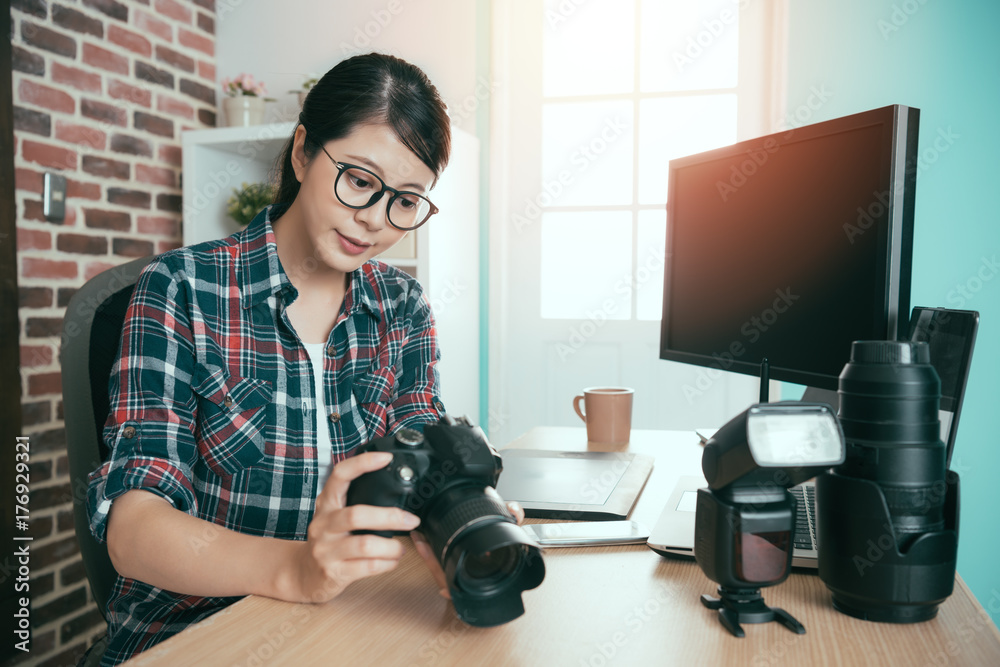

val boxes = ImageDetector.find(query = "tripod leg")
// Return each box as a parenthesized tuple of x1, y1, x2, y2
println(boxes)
(718, 606, 746, 638)
(771, 607, 806, 635)
(700, 594, 722, 610)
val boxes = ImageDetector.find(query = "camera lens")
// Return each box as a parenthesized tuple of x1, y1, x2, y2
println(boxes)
(817, 340, 958, 623)
(836, 340, 945, 549)
(457, 545, 524, 591)
(422, 487, 544, 627)
(344, 418, 545, 627)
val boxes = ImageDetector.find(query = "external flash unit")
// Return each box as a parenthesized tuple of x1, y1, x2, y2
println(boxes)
(695, 402, 845, 637)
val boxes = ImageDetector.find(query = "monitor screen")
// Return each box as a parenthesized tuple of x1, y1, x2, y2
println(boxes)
(660, 105, 918, 391)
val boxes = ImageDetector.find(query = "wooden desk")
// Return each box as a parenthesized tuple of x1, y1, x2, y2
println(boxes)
(124, 428, 1000, 666)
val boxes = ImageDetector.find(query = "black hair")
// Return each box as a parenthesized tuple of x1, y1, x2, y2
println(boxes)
(272, 53, 451, 206)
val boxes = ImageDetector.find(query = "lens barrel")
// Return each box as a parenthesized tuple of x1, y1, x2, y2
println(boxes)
(423, 486, 545, 627)
(837, 341, 946, 548)
(817, 340, 959, 623)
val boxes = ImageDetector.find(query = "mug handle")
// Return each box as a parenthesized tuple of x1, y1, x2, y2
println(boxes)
(573, 395, 587, 423)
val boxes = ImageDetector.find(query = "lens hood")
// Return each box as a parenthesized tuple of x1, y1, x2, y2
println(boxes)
(442, 520, 545, 627)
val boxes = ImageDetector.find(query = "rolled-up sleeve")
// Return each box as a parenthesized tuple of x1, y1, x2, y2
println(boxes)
(87, 259, 200, 544)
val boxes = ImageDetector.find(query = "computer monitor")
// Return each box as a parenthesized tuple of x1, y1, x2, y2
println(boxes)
(659, 105, 918, 394)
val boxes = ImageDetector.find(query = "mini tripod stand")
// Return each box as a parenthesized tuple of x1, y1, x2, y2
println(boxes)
(700, 586, 806, 638)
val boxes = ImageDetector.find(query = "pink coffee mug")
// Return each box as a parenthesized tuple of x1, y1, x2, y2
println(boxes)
(572, 387, 634, 444)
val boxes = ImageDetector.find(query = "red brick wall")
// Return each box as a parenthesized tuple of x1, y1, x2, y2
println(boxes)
(10, 0, 217, 664)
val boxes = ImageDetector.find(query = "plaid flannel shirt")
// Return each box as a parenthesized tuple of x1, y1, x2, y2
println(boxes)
(87, 205, 445, 665)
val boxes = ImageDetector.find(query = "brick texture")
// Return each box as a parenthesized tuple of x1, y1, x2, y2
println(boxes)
(11, 0, 218, 663)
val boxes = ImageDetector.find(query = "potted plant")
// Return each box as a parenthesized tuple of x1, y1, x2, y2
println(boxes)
(221, 73, 273, 127)
(226, 182, 275, 225)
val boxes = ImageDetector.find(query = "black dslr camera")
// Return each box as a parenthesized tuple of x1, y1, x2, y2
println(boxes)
(345, 415, 545, 627)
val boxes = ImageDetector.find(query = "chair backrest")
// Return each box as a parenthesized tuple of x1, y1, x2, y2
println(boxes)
(62, 255, 156, 620)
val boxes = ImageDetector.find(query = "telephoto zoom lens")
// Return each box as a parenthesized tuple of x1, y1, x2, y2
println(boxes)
(837, 341, 946, 547)
(817, 340, 959, 623)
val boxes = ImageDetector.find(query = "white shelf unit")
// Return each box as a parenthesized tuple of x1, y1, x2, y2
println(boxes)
(181, 123, 480, 420)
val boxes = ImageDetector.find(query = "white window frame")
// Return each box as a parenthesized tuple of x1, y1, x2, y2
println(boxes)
(487, 0, 789, 445)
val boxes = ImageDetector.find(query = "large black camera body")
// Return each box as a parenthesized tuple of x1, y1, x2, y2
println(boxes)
(346, 416, 544, 627)
(817, 340, 959, 623)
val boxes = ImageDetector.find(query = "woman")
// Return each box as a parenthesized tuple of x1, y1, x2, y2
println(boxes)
(87, 53, 517, 666)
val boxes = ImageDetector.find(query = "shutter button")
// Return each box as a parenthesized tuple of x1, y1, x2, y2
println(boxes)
(224, 394, 234, 408)
(123, 426, 136, 439)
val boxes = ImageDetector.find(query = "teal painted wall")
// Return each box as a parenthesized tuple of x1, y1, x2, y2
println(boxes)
(786, 0, 1000, 625)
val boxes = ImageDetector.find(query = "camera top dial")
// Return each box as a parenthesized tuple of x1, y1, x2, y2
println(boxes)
(395, 428, 425, 447)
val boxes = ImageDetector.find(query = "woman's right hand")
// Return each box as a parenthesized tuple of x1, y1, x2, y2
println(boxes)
(276, 451, 421, 604)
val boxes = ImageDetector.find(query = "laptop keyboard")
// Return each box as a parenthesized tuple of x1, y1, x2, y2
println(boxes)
(790, 485, 817, 551)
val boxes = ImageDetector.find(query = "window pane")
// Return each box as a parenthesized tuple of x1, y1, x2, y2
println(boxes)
(638, 94, 737, 205)
(541, 211, 632, 320)
(542, 100, 634, 207)
(639, 0, 739, 93)
(543, 0, 635, 97)
(637, 210, 667, 321)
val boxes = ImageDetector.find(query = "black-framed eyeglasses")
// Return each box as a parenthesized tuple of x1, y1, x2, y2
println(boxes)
(316, 144, 438, 231)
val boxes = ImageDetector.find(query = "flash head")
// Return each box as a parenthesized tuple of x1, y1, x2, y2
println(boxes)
(702, 402, 845, 491)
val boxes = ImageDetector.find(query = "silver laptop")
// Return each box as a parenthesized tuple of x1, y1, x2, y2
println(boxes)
(646, 474, 820, 568)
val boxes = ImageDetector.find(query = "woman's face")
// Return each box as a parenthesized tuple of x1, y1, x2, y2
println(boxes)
(291, 122, 436, 274)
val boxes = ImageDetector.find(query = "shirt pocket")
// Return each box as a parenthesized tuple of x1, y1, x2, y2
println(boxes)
(192, 363, 272, 477)
(351, 366, 397, 441)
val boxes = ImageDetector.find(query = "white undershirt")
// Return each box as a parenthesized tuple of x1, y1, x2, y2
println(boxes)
(302, 343, 333, 493)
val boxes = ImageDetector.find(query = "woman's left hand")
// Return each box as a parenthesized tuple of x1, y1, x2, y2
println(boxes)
(412, 499, 525, 599)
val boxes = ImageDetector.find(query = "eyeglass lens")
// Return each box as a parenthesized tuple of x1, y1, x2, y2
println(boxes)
(335, 165, 433, 229)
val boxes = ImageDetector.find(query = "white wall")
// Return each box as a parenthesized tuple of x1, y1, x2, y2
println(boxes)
(214, 0, 481, 134)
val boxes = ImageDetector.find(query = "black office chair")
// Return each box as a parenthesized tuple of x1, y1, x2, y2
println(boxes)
(61, 254, 156, 665)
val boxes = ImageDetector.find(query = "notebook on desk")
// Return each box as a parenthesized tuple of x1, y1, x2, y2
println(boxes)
(495, 448, 654, 521)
